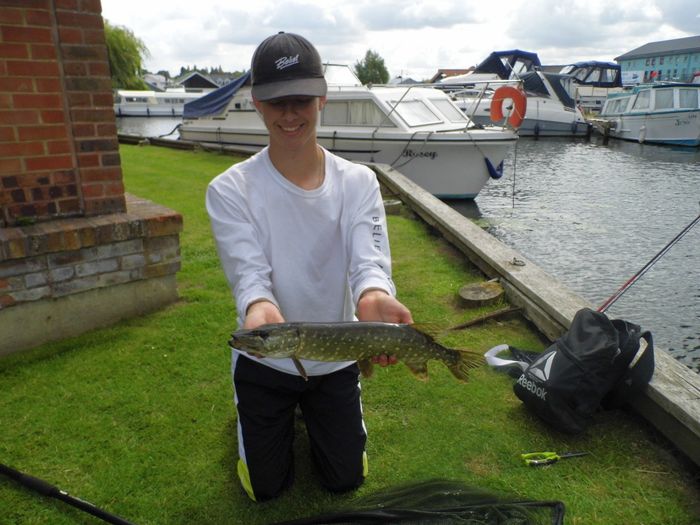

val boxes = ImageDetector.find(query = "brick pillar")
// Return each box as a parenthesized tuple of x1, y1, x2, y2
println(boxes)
(0, 1, 182, 355)
(0, 0, 125, 227)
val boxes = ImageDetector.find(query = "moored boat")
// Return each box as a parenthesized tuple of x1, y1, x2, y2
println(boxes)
(593, 82, 700, 146)
(438, 50, 590, 138)
(559, 61, 624, 114)
(179, 65, 517, 199)
(114, 89, 208, 117)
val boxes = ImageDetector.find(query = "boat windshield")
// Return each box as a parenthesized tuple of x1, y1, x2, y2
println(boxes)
(632, 90, 650, 111)
(430, 99, 469, 123)
(390, 99, 442, 127)
(324, 64, 363, 87)
(508, 58, 533, 79)
(602, 96, 631, 115)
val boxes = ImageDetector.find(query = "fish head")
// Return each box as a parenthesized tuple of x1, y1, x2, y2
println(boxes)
(229, 324, 298, 358)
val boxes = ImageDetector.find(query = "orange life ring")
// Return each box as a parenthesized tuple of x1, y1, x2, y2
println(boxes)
(489, 86, 527, 128)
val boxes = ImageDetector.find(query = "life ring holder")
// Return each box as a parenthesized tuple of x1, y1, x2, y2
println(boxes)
(489, 86, 527, 128)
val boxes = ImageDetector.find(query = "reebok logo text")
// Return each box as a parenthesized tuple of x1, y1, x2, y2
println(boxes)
(516, 374, 547, 401)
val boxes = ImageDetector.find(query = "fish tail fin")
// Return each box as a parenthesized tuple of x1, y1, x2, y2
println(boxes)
(448, 349, 482, 383)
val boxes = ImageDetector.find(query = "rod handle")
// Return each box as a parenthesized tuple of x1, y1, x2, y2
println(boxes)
(0, 463, 59, 497)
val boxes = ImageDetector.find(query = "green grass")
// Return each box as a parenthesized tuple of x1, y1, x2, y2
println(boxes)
(1, 144, 698, 524)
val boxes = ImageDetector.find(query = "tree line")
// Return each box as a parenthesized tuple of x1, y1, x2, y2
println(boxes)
(104, 21, 390, 90)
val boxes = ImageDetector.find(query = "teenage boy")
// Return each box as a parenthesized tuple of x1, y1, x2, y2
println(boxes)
(206, 31, 412, 501)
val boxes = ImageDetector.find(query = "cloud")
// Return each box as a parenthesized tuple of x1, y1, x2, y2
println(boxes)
(654, 0, 700, 33)
(99, 0, 698, 81)
(354, 0, 478, 31)
(503, 0, 693, 63)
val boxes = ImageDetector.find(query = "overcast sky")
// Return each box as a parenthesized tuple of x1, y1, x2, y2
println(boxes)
(100, 0, 699, 80)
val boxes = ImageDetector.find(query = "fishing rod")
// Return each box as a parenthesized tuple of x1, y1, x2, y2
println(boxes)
(598, 209, 700, 314)
(0, 463, 137, 525)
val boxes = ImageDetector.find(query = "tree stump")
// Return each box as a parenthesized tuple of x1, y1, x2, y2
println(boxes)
(458, 281, 504, 307)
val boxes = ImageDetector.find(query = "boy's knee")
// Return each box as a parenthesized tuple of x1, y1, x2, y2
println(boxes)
(323, 473, 365, 494)
(319, 451, 367, 493)
(238, 458, 291, 502)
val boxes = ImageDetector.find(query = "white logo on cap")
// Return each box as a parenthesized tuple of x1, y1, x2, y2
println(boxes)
(275, 55, 299, 70)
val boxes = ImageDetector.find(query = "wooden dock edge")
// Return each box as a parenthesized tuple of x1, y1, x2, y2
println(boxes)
(369, 162, 700, 466)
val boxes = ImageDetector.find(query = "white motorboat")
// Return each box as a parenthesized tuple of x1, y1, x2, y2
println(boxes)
(179, 65, 517, 199)
(114, 89, 207, 117)
(558, 61, 624, 114)
(595, 83, 700, 147)
(438, 50, 590, 138)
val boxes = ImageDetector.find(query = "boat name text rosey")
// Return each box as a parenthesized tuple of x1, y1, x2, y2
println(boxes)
(402, 149, 437, 160)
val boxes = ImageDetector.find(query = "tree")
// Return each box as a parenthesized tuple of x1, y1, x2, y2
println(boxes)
(103, 20, 150, 89)
(354, 50, 389, 85)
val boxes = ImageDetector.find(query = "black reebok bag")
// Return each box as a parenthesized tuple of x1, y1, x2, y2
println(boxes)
(508, 308, 654, 434)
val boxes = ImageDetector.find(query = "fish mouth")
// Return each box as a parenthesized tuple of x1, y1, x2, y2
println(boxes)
(230, 330, 266, 353)
(229, 333, 252, 349)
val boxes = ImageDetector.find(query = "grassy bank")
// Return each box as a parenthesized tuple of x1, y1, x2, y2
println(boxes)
(0, 144, 698, 524)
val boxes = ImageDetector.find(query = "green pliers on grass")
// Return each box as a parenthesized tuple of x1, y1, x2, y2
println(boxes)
(521, 451, 589, 466)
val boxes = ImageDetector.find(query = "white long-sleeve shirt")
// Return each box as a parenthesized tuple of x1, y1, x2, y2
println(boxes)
(206, 147, 396, 376)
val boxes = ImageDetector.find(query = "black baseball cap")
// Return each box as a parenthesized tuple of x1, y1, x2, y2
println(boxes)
(251, 32, 327, 101)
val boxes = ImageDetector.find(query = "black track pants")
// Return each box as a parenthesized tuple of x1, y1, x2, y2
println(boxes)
(233, 354, 367, 501)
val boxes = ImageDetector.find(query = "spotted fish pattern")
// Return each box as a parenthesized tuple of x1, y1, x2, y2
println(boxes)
(230, 322, 481, 382)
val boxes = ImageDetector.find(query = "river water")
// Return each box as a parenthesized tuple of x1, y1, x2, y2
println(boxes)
(117, 117, 699, 372)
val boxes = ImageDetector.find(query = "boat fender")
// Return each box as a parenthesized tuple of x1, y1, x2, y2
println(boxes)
(485, 158, 504, 179)
(490, 86, 527, 128)
(639, 125, 646, 144)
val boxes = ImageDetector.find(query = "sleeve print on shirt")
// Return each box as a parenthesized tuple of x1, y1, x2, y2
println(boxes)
(372, 216, 385, 268)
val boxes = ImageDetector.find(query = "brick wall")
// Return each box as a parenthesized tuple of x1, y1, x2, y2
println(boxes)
(0, 193, 182, 310)
(0, 0, 125, 227)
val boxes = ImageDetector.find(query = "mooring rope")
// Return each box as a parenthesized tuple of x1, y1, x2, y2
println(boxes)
(157, 123, 181, 138)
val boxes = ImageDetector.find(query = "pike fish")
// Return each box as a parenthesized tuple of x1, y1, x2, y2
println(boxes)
(229, 322, 481, 382)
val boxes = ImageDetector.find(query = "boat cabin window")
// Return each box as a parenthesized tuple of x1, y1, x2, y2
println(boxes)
(125, 96, 149, 103)
(430, 99, 468, 123)
(603, 97, 627, 115)
(321, 100, 394, 127)
(572, 67, 590, 82)
(508, 58, 532, 78)
(559, 65, 574, 75)
(586, 69, 601, 82)
(679, 88, 698, 109)
(600, 68, 618, 83)
(632, 90, 650, 111)
(391, 99, 442, 127)
(655, 89, 674, 110)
